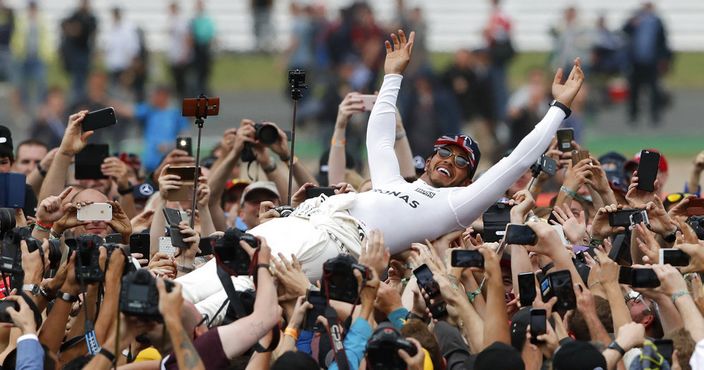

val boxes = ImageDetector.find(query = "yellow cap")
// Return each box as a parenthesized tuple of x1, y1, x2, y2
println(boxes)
(134, 347, 162, 362)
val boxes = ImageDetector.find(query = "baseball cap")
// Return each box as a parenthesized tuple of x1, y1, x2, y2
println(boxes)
(474, 341, 525, 370)
(510, 307, 531, 350)
(240, 181, 280, 207)
(413, 155, 425, 176)
(598, 151, 628, 193)
(132, 183, 155, 200)
(433, 134, 481, 178)
(0, 125, 13, 159)
(625, 149, 668, 173)
(553, 340, 607, 370)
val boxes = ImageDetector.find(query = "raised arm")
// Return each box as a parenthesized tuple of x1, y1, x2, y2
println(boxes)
(451, 59, 584, 227)
(366, 30, 415, 187)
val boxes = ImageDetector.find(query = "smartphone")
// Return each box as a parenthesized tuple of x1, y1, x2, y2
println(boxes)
(165, 166, 198, 201)
(653, 339, 673, 365)
(0, 173, 26, 209)
(158, 236, 176, 256)
(618, 266, 634, 285)
(196, 236, 213, 256)
(636, 150, 660, 192)
(629, 210, 649, 226)
(82, 107, 117, 131)
(105, 233, 122, 244)
(303, 289, 327, 331)
(482, 203, 513, 242)
(631, 268, 660, 288)
(77, 203, 112, 221)
(536, 155, 558, 176)
(686, 198, 704, 216)
(608, 209, 639, 227)
(182, 97, 220, 117)
(176, 137, 192, 156)
(359, 94, 377, 111)
(305, 187, 336, 199)
(518, 272, 537, 307)
(659, 249, 690, 266)
(75, 144, 109, 179)
(413, 264, 439, 298)
(529, 308, 547, 344)
(548, 270, 576, 311)
(571, 149, 591, 166)
(450, 250, 484, 268)
(129, 233, 150, 258)
(504, 224, 538, 245)
(162, 208, 187, 248)
(556, 128, 574, 152)
(0, 300, 20, 323)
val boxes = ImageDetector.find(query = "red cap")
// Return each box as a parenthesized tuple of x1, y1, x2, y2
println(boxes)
(625, 149, 668, 173)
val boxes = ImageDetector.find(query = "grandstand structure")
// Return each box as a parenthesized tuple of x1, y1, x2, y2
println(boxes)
(6, 0, 704, 52)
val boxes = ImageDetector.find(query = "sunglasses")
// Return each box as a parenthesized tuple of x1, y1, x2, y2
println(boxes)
(666, 193, 694, 204)
(436, 147, 470, 169)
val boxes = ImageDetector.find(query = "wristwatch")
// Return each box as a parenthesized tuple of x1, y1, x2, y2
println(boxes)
(663, 229, 677, 243)
(549, 99, 572, 118)
(56, 290, 79, 303)
(118, 182, 135, 196)
(21, 284, 41, 296)
(607, 341, 626, 356)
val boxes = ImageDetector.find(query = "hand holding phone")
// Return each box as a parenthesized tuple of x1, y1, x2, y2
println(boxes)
(504, 224, 538, 245)
(77, 203, 112, 221)
(450, 250, 484, 268)
(556, 128, 574, 152)
(359, 94, 377, 111)
(82, 107, 117, 131)
(303, 290, 327, 331)
(529, 308, 547, 344)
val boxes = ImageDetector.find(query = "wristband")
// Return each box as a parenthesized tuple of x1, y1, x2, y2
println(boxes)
(550, 99, 572, 118)
(671, 290, 690, 303)
(331, 138, 346, 147)
(118, 184, 134, 196)
(34, 221, 52, 233)
(560, 186, 579, 199)
(99, 348, 116, 364)
(56, 290, 79, 303)
(663, 230, 678, 243)
(588, 237, 603, 248)
(262, 161, 277, 174)
(284, 327, 299, 341)
(607, 341, 626, 356)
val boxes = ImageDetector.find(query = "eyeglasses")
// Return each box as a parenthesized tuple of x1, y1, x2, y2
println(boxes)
(666, 192, 694, 204)
(436, 147, 470, 168)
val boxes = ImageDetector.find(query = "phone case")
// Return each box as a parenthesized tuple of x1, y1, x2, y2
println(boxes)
(0, 173, 26, 208)
(82, 107, 117, 131)
(158, 237, 176, 256)
(360, 95, 377, 111)
(129, 234, 150, 257)
(164, 167, 197, 201)
(77, 203, 112, 221)
(636, 150, 660, 192)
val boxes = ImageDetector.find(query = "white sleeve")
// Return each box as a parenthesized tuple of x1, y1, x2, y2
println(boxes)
(448, 106, 566, 226)
(366, 74, 405, 187)
(690, 339, 704, 369)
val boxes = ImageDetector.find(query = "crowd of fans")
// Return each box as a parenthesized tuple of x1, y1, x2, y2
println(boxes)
(0, 19, 701, 370)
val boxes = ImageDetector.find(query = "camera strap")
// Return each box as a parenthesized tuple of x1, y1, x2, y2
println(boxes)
(76, 255, 99, 355)
(322, 306, 350, 370)
(18, 291, 42, 330)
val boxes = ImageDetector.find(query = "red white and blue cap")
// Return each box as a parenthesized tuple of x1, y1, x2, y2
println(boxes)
(433, 134, 481, 177)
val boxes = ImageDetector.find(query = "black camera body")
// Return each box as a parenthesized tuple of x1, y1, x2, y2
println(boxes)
(70, 235, 104, 284)
(0, 227, 41, 274)
(0, 300, 19, 323)
(0, 208, 15, 239)
(214, 228, 259, 276)
(120, 269, 173, 322)
(241, 123, 280, 162)
(688, 216, 704, 240)
(274, 206, 295, 218)
(366, 323, 417, 370)
(322, 255, 369, 304)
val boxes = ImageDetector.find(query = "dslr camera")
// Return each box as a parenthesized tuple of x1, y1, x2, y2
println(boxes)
(0, 227, 49, 275)
(366, 323, 417, 370)
(120, 269, 173, 322)
(274, 206, 295, 218)
(214, 228, 259, 276)
(322, 254, 370, 304)
(67, 235, 104, 284)
(688, 216, 704, 240)
(241, 122, 280, 162)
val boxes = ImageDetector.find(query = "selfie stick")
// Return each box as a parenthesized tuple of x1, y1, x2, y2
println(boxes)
(287, 70, 307, 205)
(190, 95, 209, 229)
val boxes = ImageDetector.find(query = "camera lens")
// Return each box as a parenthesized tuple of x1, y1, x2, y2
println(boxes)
(256, 123, 279, 145)
(0, 208, 15, 237)
(47, 239, 62, 270)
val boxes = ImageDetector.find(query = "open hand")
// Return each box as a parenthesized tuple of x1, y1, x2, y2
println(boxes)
(551, 58, 584, 107)
(384, 29, 415, 75)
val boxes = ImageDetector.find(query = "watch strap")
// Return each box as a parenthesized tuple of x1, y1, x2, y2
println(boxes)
(608, 341, 626, 356)
(118, 183, 135, 196)
(21, 284, 40, 296)
(550, 99, 572, 118)
(99, 347, 116, 363)
(663, 230, 677, 243)
(56, 290, 79, 303)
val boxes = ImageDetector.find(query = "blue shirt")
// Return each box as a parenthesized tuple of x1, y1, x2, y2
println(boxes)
(134, 103, 188, 172)
(329, 318, 373, 370)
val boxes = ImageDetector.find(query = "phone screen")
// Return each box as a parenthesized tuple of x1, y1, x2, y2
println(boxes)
(549, 270, 576, 310)
(636, 150, 660, 192)
(518, 272, 537, 307)
(82, 107, 117, 131)
(660, 249, 691, 266)
(631, 268, 661, 288)
(504, 224, 538, 245)
(556, 129, 574, 152)
(413, 264, 439, 298)
(529, 308, 547, 344)
(303, 290, 327, 331)
(450, 250, 484, 268)
(75, 144, 109, 179)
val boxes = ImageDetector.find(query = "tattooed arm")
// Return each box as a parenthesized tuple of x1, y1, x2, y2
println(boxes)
(157, 280, 205, 370)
